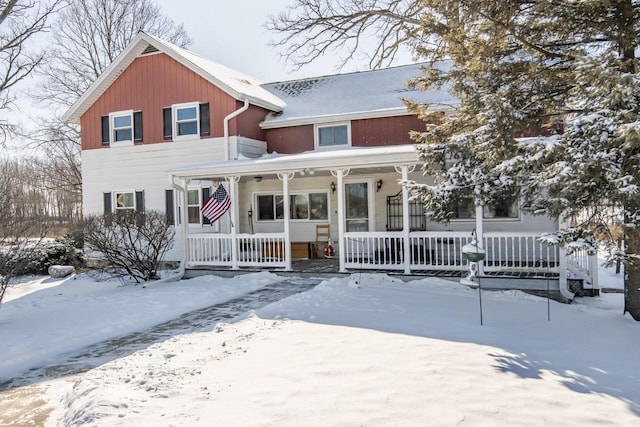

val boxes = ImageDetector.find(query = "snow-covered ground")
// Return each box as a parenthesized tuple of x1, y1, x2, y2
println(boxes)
(1, 267, 638, 426)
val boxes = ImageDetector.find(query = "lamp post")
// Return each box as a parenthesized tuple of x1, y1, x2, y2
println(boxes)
(462, 239, 486, 325)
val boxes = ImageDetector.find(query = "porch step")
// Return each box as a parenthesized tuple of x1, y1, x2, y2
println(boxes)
(568, 277, 600, 297)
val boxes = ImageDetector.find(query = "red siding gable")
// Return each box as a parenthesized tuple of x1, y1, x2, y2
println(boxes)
(80, 53, 268, 150)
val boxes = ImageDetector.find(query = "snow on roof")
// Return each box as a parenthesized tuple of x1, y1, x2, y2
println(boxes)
(63, 32, 286, 123)
(260, 62, 456, 128)
(168, 145, 420, 179)
(144, 34, 286, 111)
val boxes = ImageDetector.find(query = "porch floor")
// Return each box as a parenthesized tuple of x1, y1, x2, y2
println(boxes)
(186, 258, 559, 279)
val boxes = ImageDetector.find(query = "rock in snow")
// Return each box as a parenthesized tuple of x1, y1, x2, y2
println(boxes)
(48, 265, 75, 278)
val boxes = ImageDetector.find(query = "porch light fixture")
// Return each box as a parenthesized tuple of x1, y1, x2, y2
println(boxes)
(376, 179, 383, 192)
(253, 176, 262, 182)
(330, 182, 336, 194)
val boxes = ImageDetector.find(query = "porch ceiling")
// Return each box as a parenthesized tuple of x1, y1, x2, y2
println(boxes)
(167, 145, 421, 180)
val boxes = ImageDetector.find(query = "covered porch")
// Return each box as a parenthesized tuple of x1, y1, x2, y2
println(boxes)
(168, 145, 597, 295)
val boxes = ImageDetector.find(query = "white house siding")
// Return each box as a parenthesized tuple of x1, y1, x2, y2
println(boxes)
(82, 136, 267, 261)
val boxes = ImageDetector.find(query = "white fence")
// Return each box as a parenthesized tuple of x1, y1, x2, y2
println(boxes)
(186, 231, 593, 284)
(483, 232, 559, 273)
(186, 233, 286, 268)
(566, 247, 598, 288)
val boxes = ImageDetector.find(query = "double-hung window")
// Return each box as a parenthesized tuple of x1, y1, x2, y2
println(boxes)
(101, 110, 143, 146)
(176, 105, 198, 137)
(163, 102, 210, 141)
(315, 122, 350, 149)
(184, 187, 217, 226)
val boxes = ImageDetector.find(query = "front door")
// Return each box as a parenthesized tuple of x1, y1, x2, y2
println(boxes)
(345, 181, 371, 232)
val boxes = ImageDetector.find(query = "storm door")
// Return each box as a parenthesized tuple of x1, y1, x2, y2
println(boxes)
(345, 181, 371, 232)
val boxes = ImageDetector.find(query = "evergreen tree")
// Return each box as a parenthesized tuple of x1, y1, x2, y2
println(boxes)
(271, 0, 640, 319)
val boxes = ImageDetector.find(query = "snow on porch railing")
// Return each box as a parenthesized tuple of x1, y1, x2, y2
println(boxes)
(409, 231, 473, 271)
(186, 233, 286, 268)
(344, 232, 406, 270)
(187, 233, 233, 267)
(566, 247, 598, 289)
(236, 233, 286, 268)
(482, 232, 560, 273)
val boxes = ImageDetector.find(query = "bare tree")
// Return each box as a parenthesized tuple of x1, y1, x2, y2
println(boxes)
(37, 0, 191, 107)
(0, 157, 47, 305)
(0, 0, 61, 144)
(267, 0, 424, 70)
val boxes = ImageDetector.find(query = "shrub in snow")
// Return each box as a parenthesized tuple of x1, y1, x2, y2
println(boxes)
(83, 210, 175, 283)
(0, 238, 84, 277)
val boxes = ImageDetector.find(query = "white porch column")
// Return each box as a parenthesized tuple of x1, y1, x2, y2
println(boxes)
(331, 169, 349, 273)
(396, 165, 414, 274)
(181, 179, 191, 268)
(278, 172, 294, 271)
(475, 202, 484, 276)
(228, 176, 240, 270)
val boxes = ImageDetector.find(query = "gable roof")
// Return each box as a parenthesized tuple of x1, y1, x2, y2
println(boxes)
(63, 32, 286, 124)
(259, 62, 455, 129)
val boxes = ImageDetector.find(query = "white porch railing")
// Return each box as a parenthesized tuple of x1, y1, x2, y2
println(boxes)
(186, 233, 286, 268)
(566, 247, 599, 289)
(187, 233, 233, 267)
(344, 231, 564, 273)
(344, 232, 406, 270)
(236, 233, 286, 268)
(187, 231, 596, 283)
(483, 232, 560, 273)
(409, 231, 474, 271)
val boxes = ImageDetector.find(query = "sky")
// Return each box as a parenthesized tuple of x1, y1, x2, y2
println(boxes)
(155, 0, 411, 83)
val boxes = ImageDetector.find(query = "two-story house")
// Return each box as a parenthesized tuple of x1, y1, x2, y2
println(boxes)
(63, 32, 597, 300)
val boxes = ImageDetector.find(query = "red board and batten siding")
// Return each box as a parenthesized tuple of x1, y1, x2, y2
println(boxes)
(264, 115, 426, 154)
(351, 115, 427, 147)
(80, 53, 269, 150)
(265, 125, 315, 153)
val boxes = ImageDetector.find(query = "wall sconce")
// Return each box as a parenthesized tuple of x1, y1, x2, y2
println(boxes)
(376, 179, 383, 192)
(248, 207, 253, 218)
(253, 176, 262, 182)
(330, 182, 336, 194)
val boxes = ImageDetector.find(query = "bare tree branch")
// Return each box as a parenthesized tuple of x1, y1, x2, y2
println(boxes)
(0, 0, 61, 144)
(36, 0, 191, 107)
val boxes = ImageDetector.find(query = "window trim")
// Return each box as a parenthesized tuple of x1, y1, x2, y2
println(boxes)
(109, 110, 134, 146)
(113, 190, 136, 211)
(172, 102, 200, 141)
(254, 191, 330, 223)
(314, 122, 351, 150)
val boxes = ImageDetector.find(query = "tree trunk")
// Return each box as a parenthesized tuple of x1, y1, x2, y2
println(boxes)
(624, 225, 640, 320)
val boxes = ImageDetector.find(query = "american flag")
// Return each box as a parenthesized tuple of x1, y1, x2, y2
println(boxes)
(201, 184, 231, 223)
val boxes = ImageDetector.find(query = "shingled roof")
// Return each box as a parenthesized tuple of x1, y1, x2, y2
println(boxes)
(260, 62, 455, 128)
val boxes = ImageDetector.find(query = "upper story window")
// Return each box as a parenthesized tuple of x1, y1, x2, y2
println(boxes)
(163, 102, 210, 141)
(101, 110, 142, 146)
(315, 122, 351, 149)
(176, 105, 198, 136)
